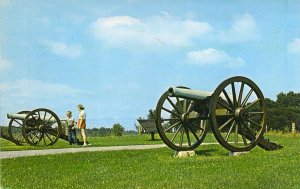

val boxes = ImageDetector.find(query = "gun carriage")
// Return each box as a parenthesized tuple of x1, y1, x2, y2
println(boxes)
(2, 108, 68, 146)
(155, 76, 281, 152)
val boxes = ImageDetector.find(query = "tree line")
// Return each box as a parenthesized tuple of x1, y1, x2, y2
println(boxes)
(75, 123, 130, 137)
(266, 91, 300, 131)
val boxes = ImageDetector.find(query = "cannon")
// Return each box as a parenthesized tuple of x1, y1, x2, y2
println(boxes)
(4, 108, 67, 146)
(155, 76, 282, 152)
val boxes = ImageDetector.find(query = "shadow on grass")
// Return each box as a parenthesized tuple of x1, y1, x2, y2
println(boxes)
(194, 149, 218, 156)
(145, 138, 162, 142)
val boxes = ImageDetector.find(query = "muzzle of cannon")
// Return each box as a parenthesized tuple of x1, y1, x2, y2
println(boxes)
(156, 76, 282, 152)
(6, 108, 63, 146)
(168, 87, 212, 101)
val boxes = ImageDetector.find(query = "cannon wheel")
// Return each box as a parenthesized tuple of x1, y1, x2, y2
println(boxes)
(7, 111, 31, 145)
(156, 88, 208, 151)
(210, 76, 267, 152)
(22, 108, 62, 146)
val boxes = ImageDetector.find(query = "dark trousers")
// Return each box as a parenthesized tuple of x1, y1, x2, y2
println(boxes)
(68, 126, 78, 144)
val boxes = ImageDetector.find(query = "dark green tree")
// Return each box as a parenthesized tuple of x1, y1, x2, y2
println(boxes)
(147, 109, 157, 120)
(266, 92, 300, 131)
(111, 123, 125, 136)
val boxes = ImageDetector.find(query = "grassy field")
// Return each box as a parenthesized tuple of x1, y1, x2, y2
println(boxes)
(0, 133, 218, 151)
(0, 133, 163, 151)
(1, 133, 299, 189)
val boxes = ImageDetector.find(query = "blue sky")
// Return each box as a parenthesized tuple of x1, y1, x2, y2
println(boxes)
(1, 0, 300, 130)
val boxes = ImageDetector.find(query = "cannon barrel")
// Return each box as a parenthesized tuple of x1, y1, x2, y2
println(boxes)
(7, 113, 29, 120)
(7, 113, 58, 124)
(168, 87, 212, 100)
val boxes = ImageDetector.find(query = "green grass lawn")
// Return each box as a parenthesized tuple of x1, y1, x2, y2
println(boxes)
(0, 134, 162, 151)
(1, 133, 299, 189)
(0, 133, 218, 151)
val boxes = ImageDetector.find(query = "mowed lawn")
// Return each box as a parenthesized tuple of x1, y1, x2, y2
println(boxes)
(1, 133, 299, 189)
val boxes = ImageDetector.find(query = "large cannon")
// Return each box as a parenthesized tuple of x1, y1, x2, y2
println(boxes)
(155, 76, 282, 152)
(4, 108, 67, 146)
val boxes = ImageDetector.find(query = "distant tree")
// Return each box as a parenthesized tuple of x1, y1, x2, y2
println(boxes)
(111, 123, 125, 136)
(266, 92, 300, 131)
(277, 92, 300, 107)
(147, 109, 157, 120)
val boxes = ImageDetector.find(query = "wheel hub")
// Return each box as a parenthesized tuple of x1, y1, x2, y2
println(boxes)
(180, 113, 189, 124)
(234, 108, 248, 121)
(38, 125, 45, 132)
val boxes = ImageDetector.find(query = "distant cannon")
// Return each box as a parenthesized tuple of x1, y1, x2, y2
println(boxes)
(155, 76, 282, 152)
(4, 108, 68, 146)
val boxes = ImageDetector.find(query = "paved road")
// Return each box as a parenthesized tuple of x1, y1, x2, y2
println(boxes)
(0, 142, 220, 159)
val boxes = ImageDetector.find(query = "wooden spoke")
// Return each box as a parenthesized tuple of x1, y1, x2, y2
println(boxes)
(240, 123, 248, 145)
(167, 97, 182, 114)
(13, 120, 23, 126)
(217, 100, 234, 112)
(231, 82, 237, 107)
(176, 97, 183, 113)
(190, 122, 204, 131)
(15, 133, 23, 140)
(179, 127, 184, 146)
(246, 118, 262, 129)
(189, 125, 200, 141)
(38, 111, 41, 118)
(222, 89, 234, 109)
(183, 127, 192, 146)
(245, 99, 260, 110)
(170, 125, 182, 142)
(219, 117, 234, 131)
(225, 121, 236, 142)
(43, 115, 53, 126)
(43, 134, 47, 146)
(164, 121, 181, 132)
(43, 112, 47, 122)
(45, 132, 54, 143)
(238, 82, 244, 106)
(241, 89, 253, 107)
(162, 107, 180, 117)
(234, 122, 239, 145)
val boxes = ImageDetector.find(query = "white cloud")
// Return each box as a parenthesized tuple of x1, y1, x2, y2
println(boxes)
(41, 40, 82, 59)
(0, 0, 10, 7)
(219, 13, 259, 43)
(288, 38, 300, 54)
(0, 79, 81, 98)
(90, 14, 213, 48)
(0, 53, 11, 72)
(186, 48, 245, 67)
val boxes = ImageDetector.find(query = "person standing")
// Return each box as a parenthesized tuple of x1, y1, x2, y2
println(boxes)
(66, 111, 78, 145)
(77, 104, 88, 146)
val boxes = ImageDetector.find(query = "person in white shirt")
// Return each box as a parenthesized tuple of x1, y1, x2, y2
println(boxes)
(77, 104, 88, 146)
(66, 111, 78, 145)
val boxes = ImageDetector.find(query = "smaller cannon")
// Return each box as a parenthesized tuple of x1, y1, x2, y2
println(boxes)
(156, 76, 282, 152)
(6, 108, 65, 146)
